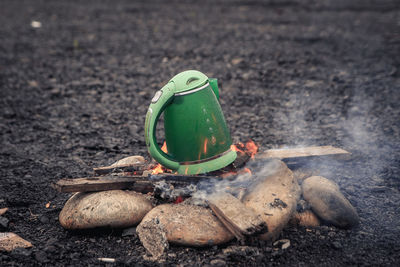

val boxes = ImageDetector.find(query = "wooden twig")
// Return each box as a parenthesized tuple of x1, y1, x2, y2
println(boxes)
(52, 176, 154, 193)
(52, 174, 221, 193)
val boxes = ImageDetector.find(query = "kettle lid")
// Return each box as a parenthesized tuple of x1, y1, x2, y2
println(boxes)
(169, 70, 209, 93)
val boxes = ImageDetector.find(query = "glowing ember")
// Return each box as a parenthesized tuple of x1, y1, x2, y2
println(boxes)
(245, 139, 258, 158)
(174, 196, 184, 204)
(241, 167, 252, 175)
(150, 139, 258, 175)
(231, 139, 258, 158)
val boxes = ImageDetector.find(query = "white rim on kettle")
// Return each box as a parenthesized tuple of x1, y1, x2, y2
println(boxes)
(174, 82, 210, 96)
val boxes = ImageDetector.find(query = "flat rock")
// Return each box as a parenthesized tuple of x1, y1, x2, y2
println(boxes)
(138, 204, 234, 247)
(59, 190, 153, 229)
(302, 176, 359, 228)
(111, 155, 145, 167)
(0, 233, 33, 252)
(243, 160, 301, 241)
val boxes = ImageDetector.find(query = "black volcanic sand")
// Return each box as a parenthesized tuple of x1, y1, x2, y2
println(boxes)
(1, 0, 399, 265)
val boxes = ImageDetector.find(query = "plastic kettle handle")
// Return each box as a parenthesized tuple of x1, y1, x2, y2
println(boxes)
(144, 82, 180, 171)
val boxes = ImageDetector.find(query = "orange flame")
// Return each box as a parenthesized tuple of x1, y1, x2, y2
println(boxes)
(151, 163, 165, 174)
(203, 138, 208, 154)
(161, 141, 168, 153)
(151, 141, 168, 174)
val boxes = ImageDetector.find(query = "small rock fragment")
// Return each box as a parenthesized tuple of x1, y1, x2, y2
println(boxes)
(0, 207, 8, 216)
(210, 258, 226, 266)
(291, 210, 320, 227)
(10, 247, 32, 257)
(111, 155, 146, 167)
(31, 21, 42, 28)
(59, 190, 153, 229)
(122, 227, 137, 237)
(98, 258, 116, 263)
(136, 218, 169, 259)
(0, 216, 9, 229)
(35, 251, 49, 263)
(273, 239, 290, 250)
(332, 241, 342, 250)
(0, 233, 33, 252)
(302, 176, 359, 228)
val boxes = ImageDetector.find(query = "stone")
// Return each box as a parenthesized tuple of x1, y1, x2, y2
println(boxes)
(243, 160, 301, 241)
(0, 233, 33, 252)
(273, 239, 290, 250)
(136, 218, 169, 259)
(35, 251, 49, 263)
(138, 204, 234, 247)
(291, 210, 320, 227)
(111, 155, 145, 167)
(302, 176, 359, 228)
(0, 216, 9, 229)
(10, 247, 32, 257)
(122, 227, 137, 237)
(210, 258, 226, 266)
(59, 190, 153, 230)
(0, 207, 8, 216)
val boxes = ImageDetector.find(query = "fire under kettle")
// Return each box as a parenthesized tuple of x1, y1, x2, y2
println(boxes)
(144, 70, 237, 174)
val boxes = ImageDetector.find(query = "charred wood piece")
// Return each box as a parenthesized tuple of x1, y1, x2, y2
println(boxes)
(52, 174, 221, 194)
(207, 193, 268, 240)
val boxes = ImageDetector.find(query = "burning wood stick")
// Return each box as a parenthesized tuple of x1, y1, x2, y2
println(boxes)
(53, 174, 221, 193)
(256, 146, 350, 161)
(207, 193, 268, 240)
(52, 176, 154, 193)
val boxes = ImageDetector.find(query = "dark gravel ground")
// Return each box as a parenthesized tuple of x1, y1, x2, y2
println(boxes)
(1, 0, 400, 265)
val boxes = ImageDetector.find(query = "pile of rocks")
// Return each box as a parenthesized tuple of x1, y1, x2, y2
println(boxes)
(59, 158, 359, 258)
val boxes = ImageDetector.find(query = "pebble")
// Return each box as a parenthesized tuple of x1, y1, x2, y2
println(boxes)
(0, 216, 9, 229)
(10, 247, 32, 257)
(35, 251, 49, 263)
(122, 227, 137, 237)
(332, 241, 342, 250)
(111, 155, 146, 167)
(39, 216, 49, 224)
(273, 239, 290, 250)
(210, 259, 226, 266)
(302, 176, 359, 228)
(59, 190, 153, 230)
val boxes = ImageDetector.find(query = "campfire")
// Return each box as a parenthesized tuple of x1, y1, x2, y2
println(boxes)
(53, 142, 358, 259)
(50, 70, 358, 259)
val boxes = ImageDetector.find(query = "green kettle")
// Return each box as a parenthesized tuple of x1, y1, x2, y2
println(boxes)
(144, 70, 237, 174)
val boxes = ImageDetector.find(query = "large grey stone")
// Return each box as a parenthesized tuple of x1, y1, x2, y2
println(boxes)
(59, 190, 153, 229)
(302, 176, 359, 228)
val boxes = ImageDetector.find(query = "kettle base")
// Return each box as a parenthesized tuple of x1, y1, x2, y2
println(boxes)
(176, 149, 237, 175)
